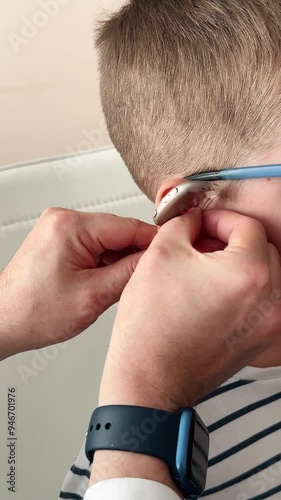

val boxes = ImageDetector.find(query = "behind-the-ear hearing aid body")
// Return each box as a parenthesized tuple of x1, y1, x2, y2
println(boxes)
(153, 180, 216, 226)
(153, 163, 281, 226)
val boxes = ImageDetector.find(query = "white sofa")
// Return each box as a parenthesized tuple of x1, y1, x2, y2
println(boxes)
(0, 147, 153, 500)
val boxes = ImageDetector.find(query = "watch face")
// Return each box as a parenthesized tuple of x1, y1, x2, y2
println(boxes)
(190, 418, 209, 491)
(176, 409, 209, 498)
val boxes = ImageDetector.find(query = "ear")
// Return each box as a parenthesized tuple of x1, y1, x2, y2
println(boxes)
(155, 177, 186, 205)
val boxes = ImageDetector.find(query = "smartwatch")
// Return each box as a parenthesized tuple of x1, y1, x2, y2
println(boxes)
(85, 405, 209, 499)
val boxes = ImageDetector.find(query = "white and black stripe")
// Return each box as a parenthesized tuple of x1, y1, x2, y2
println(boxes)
(59, 366, 281, 499)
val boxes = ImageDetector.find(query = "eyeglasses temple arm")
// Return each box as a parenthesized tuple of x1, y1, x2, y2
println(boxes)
(188, 164, 281, 181)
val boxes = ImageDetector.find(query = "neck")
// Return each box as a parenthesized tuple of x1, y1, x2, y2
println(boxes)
(251, 339, 281, 368)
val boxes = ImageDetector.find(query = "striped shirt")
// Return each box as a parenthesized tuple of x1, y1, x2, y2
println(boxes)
(59, 365, 281, 500)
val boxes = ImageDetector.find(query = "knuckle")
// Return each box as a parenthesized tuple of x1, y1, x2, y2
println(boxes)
(229, 254, 270, 296)
(41, 207, 63, 219)
(40, 208, 76, 235)
(45, 210, 75, 229)
(244, 262, 270, 295)
(126, 217, 143, 232)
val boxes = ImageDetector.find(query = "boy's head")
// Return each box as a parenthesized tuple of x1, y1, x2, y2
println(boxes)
(96, 0, 281, 253)
(96, 0, 281, 200)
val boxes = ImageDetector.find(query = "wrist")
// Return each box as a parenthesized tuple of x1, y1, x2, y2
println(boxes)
(90, 450, 183, 498)
(94, 393, 181, 492)
(0, 312, 21, 361)
(92, 358, 198, 497)
(92, 380, 193, 498)
(99, 360, 196, 413)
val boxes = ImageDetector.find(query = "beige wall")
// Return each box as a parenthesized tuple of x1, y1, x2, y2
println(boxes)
(0, 0, 124, 168)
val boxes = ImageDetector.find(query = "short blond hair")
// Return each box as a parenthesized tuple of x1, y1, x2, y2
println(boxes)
(96, 0, 281, 200)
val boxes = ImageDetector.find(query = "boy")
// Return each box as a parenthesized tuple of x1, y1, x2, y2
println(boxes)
(60, 1, 281, 498)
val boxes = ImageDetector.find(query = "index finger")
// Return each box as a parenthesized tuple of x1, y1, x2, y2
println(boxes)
(203, 210, 268, 258)
(79, 213, 157, 254)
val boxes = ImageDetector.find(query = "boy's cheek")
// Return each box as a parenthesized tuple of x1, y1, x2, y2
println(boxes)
(221, 179, 281, 253)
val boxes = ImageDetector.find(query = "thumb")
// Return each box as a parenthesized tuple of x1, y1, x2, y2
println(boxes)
(86, 250, 145, 314)
(152, 208, 203, 251)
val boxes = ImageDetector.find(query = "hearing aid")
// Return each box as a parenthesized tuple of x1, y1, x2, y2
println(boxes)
(153, 180, 217, 226)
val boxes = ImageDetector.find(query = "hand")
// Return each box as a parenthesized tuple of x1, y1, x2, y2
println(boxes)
(102, 208, 281, 407)
(0, 208, 157, 360)
(91, 209, 281, 493)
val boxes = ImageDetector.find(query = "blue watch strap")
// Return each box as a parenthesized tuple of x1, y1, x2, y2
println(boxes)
(85, 405, 182, 466)
(85, 405, 209, 499)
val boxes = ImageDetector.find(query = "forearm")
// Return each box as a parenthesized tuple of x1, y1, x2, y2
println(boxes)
(0, 272, 24, 361)
(89, 368, 188, 498)
(0, 313, 18, 362)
